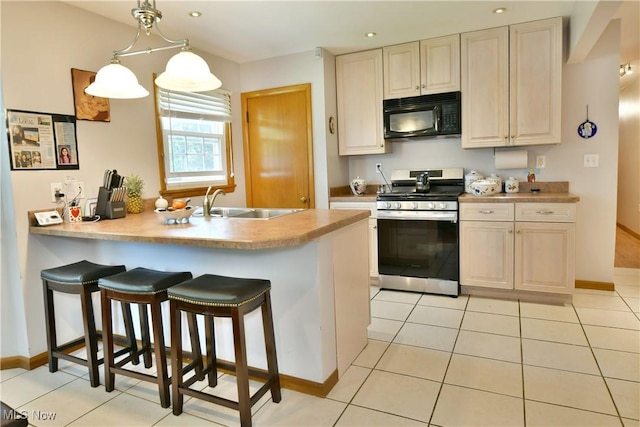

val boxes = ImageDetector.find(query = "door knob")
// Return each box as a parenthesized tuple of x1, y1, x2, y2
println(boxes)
(300, 196, 307, 203)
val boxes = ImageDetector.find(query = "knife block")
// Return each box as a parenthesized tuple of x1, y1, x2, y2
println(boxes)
(96, 186, 126, 219)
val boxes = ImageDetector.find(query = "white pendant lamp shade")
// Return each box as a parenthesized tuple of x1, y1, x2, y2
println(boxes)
(85, 63, 150, 99)
(155, 51, 222, 92)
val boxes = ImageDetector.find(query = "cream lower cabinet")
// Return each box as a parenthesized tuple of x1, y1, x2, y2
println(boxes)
(460, 202, 575, 294)
(330, 201, 378, 277)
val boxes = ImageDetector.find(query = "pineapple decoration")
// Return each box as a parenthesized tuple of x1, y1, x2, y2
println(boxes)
(124, 174, 144, 214)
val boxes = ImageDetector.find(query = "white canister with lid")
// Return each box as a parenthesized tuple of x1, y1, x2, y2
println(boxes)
(465, 170, 484, 194)
(487, 174, 502, 193)
(505, 177, 519, 193)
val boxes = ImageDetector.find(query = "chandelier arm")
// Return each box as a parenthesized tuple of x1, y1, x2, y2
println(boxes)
(112, 24, 144, 58)
(153, 22, 189, 47)
(117, 43, 185, 58)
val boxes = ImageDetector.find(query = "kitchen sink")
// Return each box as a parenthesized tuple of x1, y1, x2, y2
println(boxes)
(208, 207, 304, 219)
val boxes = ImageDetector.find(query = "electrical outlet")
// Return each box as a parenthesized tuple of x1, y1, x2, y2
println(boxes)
(50, 183, 63, 203)
(66, 181, 84, 203)
(536, 155, 546, 168)
(584, 154, 599, 167)
(376, 163, 382, 173)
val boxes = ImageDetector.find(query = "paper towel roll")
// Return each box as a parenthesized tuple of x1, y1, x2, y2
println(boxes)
(495, 150, 528, 169)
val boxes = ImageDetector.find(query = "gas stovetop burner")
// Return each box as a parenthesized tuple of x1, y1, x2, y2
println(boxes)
(376, 167, 464, 206)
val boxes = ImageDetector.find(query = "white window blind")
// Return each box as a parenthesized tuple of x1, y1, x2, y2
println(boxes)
(156, 87, 232, 190)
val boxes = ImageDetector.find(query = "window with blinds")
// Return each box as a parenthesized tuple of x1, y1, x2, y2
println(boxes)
(155, 85, 234, 192)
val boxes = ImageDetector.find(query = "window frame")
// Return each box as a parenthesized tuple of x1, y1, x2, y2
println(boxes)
(153, 76, 235, 199)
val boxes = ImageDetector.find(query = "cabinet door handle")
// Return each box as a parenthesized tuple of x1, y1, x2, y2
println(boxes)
(516, 229, 521, 234)
(536, 210, 554, 215)
(415, 85, 420, 90)
(478, 210, 494, 214)
(508, 229, 513, 234)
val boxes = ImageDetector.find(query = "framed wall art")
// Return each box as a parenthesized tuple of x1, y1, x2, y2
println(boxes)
(71, 68, 111, 122)
(7, 109, 79, 170)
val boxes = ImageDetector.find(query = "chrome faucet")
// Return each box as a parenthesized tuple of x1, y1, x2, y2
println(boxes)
(203, 186, 225, 217)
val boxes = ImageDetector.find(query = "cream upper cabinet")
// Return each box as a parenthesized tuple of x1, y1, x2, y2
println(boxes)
(461, 17, 562, 148)
(383, 42, 420, 99)
(336, 49, 389, 155)
(383, 35, 460, 99)
(420, 34, 461, 95)
(460, 202, 575, 295)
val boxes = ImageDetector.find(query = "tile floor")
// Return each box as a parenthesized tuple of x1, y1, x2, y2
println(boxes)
(1, 268, 638, 426)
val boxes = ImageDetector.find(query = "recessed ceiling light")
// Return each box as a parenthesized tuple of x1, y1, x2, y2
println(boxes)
(493, 7, 507, 14)
(366, 32, 377, 38)
(189, 11, 202, 18)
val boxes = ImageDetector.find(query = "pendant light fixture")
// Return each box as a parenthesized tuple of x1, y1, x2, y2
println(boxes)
(85, 0, 222, 99)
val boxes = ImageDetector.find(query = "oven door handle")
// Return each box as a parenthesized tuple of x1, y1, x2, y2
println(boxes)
(377, 210, 458, 222)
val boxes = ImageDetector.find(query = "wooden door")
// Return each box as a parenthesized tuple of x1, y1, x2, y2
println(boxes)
(383, 42, 420, 99)
(420, 34, 460, 94)
(242, 84, 314, 209)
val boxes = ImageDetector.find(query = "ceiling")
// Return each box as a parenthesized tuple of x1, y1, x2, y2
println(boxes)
(64, 1, 637, 80)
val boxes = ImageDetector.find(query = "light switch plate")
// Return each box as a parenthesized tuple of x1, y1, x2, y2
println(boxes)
(584, 154, 599, 167)
(536, 155, 546, 168)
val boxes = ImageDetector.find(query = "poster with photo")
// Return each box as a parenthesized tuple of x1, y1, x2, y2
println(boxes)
(7, 109, 79, 170)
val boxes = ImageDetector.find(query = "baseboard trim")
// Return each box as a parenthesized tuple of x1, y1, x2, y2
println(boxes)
(575, 280, 615, 291)
(1, 346, 340, 397)
(618, 222, 640, 240)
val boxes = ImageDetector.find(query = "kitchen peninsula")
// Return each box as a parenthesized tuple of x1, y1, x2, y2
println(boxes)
(28, 208, 371, 396)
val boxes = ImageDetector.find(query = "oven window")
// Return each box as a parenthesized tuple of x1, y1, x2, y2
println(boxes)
(389, 110, 434, 133)
(377, 219, 459, 281)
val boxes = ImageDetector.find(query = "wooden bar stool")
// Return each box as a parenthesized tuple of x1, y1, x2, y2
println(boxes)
(168, 274, 281, 427)
(41, 260, 139, 387)
(98, 267, 195, 408)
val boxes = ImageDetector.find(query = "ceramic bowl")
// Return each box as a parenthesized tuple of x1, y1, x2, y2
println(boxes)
(471, 180, 499, 196)
(155, 207, 194, 224)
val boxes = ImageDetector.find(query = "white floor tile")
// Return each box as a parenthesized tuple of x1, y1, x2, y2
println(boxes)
(525, 400, 622, 426)
(68, 392, 171, 426)
(370, 285, 380, 300)
(327, 365, 371, 403)
(373, 290, 421, 304)
(623, 297, 640, 313)
(393, 322, 458, 352)
(521, 317, 588, 345)
(367, 317, 404, 342)
(417, 293, 468, 310)
(444, 353, 522, 397)
(522, 339, 599, 375)
(335, 405, 428, 426)
(253, 389, 346, 426)
(593, 348, 640, 382)
(16, 377, 120, 426)
(352, 339, 389, 368)
(523, 365, 617, 415)
(0, 368, 26, 382)
(155, 412, 220, 426)
(623, 418, 640, 427)
(572, 293, 632, 311)
(370, 299, 414, 321)
(431, 384, 524, 426)
(605, 378, 640, 421)
(575, 307, 640, 330)
(406, 305, 464, 329)
(460, 311, 520, 337)
(1, 365, 78, 408)
(617, 285, 640, 298)
(467, 296, 520, 316)
(375, 343, 450, 382)
(352, 370, 439, 423)
(584, 325, 640, 353)
(454, 330, 521, 363)
(520, 301, 579, 323)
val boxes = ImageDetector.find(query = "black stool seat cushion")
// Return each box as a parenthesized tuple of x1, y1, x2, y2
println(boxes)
(99, 267, 192, 294)
(41, 260, 125, 285)
(168, 274, 271, 307)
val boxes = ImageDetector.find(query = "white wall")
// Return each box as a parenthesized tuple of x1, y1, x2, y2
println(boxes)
(240, 50, 333, 208)
(0, 1, 243, 358)
(617, 76, 640, 234)
(348, 20, 622, 284)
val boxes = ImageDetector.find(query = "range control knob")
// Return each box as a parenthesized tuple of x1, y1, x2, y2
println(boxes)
(426, 202, 435, 210)
(411, 202, 419, 209)
(385, 202, 392, 209)
(437, 202, 447, 210)
(393, 202, 402, 209)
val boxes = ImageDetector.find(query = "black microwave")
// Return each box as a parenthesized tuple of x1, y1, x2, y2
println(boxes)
(383, 91, 461, 139)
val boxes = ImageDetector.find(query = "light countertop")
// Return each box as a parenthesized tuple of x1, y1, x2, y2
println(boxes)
(29, 208, 370, 250)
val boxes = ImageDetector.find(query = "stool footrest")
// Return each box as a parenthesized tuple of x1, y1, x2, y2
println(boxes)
(110, 366, 168, 385)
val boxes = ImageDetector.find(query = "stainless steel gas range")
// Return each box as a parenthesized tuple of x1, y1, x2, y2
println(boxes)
(376, 168, 464, 296)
